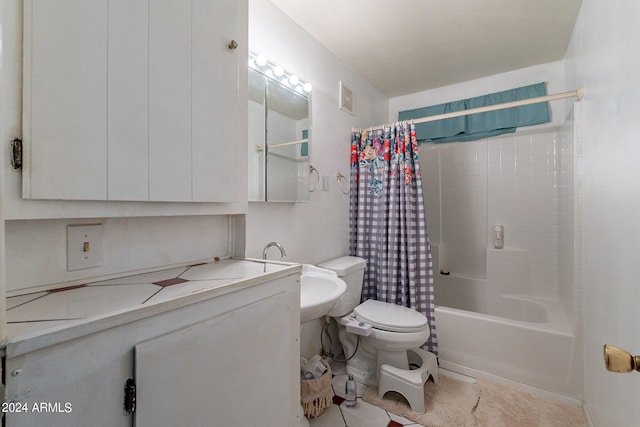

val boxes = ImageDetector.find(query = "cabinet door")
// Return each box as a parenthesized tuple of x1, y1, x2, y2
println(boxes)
(23, 0, 245, 203)
(107, 0, 149, 201)
(23, 0, 108, 200)
(191, 0, 243, 201)
(135, 292, 295, 426)
(148, 0, 192, 201)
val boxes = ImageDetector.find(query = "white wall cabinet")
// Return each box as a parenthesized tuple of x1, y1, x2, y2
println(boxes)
(22, 0, 246, 202)
(4, 273, 300, 427)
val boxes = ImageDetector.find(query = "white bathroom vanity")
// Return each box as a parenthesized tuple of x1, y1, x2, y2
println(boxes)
(3, 259, 301, 426)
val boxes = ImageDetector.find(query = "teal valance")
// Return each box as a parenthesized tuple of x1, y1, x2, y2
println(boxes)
(398, 82, 550, 144)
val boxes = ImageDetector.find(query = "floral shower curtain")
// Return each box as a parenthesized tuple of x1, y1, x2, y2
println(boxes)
(349, 122, 437, 353)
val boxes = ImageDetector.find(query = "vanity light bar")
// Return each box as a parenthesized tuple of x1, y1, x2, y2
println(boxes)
(249, 52, 312, 94)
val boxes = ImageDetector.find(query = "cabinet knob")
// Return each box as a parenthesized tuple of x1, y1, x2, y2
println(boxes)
(228, 40, 238, 50)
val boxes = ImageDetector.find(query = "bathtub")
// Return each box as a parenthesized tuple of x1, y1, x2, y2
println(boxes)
(434, 275, 576, 396)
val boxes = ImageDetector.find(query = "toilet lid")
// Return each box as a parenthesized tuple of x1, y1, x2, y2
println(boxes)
(353, 299, 429, 333)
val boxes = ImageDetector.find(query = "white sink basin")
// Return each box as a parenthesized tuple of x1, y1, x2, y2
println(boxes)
(300, 264, 347, 323)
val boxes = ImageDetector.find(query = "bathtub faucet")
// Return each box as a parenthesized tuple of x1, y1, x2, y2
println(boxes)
(262, 242, 287, 260)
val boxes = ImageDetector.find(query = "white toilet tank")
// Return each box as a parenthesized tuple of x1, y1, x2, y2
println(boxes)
(318, 256, 366, 317)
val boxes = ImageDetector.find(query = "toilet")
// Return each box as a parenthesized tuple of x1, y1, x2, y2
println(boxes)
(319, 256, 438, 412)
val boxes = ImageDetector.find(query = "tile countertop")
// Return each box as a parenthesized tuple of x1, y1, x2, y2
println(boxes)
(6, 258, 301, 355)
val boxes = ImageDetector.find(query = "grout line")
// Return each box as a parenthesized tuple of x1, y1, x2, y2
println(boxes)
(6, 294, 48, 311)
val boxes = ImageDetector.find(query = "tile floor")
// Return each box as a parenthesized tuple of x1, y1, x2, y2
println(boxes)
(308, 361, 474, 427)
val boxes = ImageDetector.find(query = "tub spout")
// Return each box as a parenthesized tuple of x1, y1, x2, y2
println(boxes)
(263, 242, 287, 260)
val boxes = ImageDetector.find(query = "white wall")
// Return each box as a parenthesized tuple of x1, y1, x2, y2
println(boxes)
(565, 0, 640, 425)
(5, 216, 230, 293)
(245, 0, 388, 265)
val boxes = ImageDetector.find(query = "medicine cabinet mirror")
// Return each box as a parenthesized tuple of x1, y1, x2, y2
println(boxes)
(248, 65, 311, 202)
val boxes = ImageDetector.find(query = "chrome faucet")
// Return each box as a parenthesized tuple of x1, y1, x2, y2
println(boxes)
(263, 241, 287, 260)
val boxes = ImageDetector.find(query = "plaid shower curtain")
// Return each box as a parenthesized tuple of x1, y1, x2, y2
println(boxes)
(349, 122, 437, 353)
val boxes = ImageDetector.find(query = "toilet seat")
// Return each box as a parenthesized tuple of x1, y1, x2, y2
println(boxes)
(353, 299, 429, 333)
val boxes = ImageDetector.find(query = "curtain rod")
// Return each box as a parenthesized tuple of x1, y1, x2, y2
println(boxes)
(255, 138, 308, 152)
(362, 87, 583, 132)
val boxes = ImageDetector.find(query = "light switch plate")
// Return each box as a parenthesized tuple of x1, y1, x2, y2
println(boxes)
(67, 224, 104, 271)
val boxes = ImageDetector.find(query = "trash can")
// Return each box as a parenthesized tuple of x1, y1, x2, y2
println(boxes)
(300, 359, 333, 418)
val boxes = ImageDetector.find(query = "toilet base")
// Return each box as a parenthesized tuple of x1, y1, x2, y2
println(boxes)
(378, 348, 438, 414)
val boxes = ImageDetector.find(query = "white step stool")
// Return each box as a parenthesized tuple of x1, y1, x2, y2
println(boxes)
(377, 348, 438, 414)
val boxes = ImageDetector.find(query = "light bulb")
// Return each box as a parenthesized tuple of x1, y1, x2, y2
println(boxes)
(288, 75, 299, 85)
(273, 65, 284, 77)
(303, 83, 313, 93)
(255, 54, 267, 66)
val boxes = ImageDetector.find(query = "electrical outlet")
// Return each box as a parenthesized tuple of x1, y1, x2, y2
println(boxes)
(67, 224, 104, 271)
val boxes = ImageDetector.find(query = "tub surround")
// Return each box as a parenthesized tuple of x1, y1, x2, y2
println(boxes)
(415, 125, 581, 399)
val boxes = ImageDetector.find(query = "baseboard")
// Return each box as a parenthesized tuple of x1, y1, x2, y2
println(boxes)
(582, 401, 595, 427)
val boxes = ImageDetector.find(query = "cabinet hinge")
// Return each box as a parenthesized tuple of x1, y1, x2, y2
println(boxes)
(10, 138, 22, 170)
(124, 378, 136, 415)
